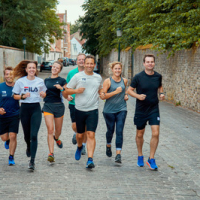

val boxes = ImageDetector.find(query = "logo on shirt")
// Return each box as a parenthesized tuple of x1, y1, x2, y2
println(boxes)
(1, 91, 7, 97)
(24, 87, 38, 92)
(157, 117, 160, 121)
(82, 78, 86, 83)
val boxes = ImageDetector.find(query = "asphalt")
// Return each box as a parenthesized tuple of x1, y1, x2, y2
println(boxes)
(0, 66, 200, 200)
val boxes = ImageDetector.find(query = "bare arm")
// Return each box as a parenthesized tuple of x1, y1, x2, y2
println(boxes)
(123, 78, 129, 101)
(99, 78, 122, 100)
(64, 87, 85, 95)
(158, 86, 165, 100)
(127, 86, 146, 101)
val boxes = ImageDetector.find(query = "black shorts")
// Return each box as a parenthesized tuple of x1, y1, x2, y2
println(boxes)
(75, 109, 98, 134)
(68, 104, 76, 123)
(42, 103, 65, 118)
(0, 115, 20, 135)
(134, 112, 160, 130)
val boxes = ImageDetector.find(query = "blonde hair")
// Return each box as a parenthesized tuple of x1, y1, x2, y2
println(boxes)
(109, 61, 123, 69)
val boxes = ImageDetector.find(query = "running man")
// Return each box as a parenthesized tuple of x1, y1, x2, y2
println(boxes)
(127, 54, 165, 170)
(0, 67, 20, 166)
(65, 55, 103, 168)
(66, 53, 87, 155)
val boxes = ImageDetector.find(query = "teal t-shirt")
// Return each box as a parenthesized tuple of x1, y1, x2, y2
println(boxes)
(66, 67, 79, 105)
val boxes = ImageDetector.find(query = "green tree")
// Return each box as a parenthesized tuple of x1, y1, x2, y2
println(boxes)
(0, 0, 63, 54)
(70, 20, 81, 35)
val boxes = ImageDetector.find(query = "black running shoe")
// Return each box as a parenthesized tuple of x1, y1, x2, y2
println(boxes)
(115, 154, 122, 163)
(28, 161, 35, 171)
(106, 146, 112, 157)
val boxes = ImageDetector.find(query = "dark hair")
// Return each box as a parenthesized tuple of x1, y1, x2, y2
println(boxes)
(53, 61, 63, 71)
(85, 55, 95, 63)
(143, 54, 155, 63)
(13, 60, 38, 79)
(4, 66, 13, 75)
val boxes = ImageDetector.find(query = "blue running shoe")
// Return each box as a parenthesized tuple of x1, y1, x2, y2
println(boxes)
(75, 146, 83, 160)
(4, 140, 10, 150)
(8, 156, 15, 166)
(86, 158, 95, 169)
(137, 156, 144, 167)
(146, 158, 158, 170)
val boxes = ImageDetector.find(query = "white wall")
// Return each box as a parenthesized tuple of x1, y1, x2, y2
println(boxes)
(70, 37, 83, 59)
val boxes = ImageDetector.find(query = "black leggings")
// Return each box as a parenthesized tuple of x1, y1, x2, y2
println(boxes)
(20, 103, 42, 160)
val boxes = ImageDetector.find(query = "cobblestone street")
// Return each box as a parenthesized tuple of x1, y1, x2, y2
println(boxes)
(0, 66, 200, 200)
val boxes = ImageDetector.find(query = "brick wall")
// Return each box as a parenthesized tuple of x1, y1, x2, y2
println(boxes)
(102, 47, 200, 112)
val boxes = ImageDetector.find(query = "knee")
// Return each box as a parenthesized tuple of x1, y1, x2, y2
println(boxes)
(48, 128, 54, 135)
(77, 133, 83, 140)
(9, 133, 17, 140)
(1, 135, 8, 141)
(87, 132, 95, 139)
(152, 131, 159, 138)
(72, 123, 77, 132)
(136, 131, 144, 139)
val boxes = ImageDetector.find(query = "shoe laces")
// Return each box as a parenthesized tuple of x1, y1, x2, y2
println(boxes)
(56, 140, 61, 145)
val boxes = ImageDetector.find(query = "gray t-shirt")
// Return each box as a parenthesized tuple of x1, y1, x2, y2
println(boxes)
(67, 71, 102, 111)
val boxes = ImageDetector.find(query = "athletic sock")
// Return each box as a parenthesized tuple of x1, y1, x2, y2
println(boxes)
(78, 145, 83, 150)
(88, 157, 93, 161)
(9, 155, 14, 158)
(82, 143, 86, 146)
(54, 136, 58, 141)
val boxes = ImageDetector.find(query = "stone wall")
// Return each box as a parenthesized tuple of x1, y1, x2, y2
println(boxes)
(102, 47, 200, 112)
(0, 45, 36, 82)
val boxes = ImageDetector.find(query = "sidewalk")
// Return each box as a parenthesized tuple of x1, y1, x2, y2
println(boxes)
(0, 68, 200, 199)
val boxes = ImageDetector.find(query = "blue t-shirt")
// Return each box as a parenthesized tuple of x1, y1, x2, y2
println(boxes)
(0, 82, 19, 118)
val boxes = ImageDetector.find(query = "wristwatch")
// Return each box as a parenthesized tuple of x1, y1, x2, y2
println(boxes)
(60, 87, 65, 92)
(21, 94, 26, 100)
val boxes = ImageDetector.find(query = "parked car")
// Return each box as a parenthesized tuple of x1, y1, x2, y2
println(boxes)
(40, 60, 55, 72)
(62, 57, 70, 66)
(69, 58, 75, 66)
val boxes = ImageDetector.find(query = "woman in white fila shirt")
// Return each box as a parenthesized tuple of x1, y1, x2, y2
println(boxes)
(13, 60, 46, 171)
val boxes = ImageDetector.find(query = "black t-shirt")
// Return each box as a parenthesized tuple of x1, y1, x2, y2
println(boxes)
(44, 77, 67, 103)
(130, 70, 162, 115)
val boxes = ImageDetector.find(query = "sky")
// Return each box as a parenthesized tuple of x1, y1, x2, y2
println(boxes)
(57, 0, 86, 24)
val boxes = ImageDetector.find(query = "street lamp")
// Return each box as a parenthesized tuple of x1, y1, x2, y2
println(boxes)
(22, 37, 26, 60)
(116, 28, 122, 62)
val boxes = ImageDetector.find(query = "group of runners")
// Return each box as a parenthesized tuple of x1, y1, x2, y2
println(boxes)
(0, 53, 164, 171)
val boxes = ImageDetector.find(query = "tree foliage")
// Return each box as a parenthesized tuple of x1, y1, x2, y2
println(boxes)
(70, 20, 81, 35)
(79, 0, 200, 56)
(0, 0, 63, 54)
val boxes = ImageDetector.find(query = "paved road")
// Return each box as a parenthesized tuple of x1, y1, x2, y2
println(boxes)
(0, 66, 200, 200)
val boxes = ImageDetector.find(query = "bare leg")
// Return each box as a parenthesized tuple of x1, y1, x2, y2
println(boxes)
(1, 133, 9, 142)
(150, 125, 159, 159)
(72, 122, 77, 133)
(44, 115, 54, 154)
(54, 116, 64, 140)
(77, 133, 84, 147)
(9, 132, 17, 155)
(87, 131, 96, 158)
(83, 131, 87, 143)
(136, 129, 145, 156)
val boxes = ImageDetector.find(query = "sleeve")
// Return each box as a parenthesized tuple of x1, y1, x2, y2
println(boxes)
(40, 80, 47, 92)
(159, 75, 162, 87)
(99, 77, 103, 90)
(12, 80, 21, 94)
(130, 75, 138, 88)
(67, 75, 77, 89)
(66, 72, 71, 83)
(62, 78, 67, 86)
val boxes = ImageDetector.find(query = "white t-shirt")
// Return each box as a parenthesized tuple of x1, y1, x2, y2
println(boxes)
(67, 71, 102, 111)
(12, 76, 47, 103)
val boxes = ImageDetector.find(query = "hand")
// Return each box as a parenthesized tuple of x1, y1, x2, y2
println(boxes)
(124, 94, 129, 101)
(0, 108, 6, 115)
(99, 92, 105, 99)
(138, 94, 146, 101)
(54, 84, 63, 90)
(40, 91, 46, 98)
(160, 94, 165, 101)
(23, 93, 30, 98)
(67, 95, 73, 101)
(115, 87, 122, 94)
(76, 87, 85, 94)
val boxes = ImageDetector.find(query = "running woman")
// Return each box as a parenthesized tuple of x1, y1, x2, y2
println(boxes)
(100, 62, 128, 164)
(66, 53, 87, 155)
(13, 60, 46, 171)
(127, 54, 165, 170)
(65, 55, 103, 168)
(42, 61, 67, 163)
(0, 67, 20, 166)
